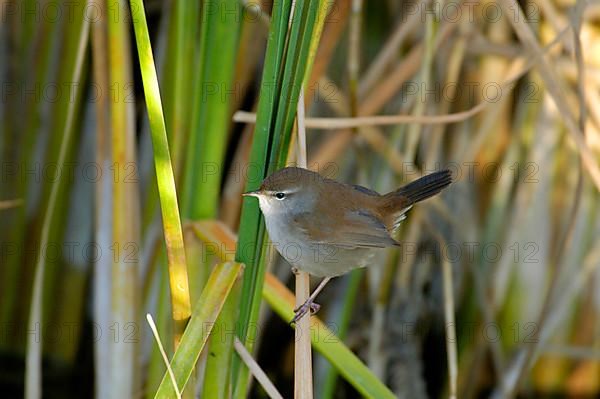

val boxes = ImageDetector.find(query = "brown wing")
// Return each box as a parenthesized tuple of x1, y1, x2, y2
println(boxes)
(292, 210, 399, 249)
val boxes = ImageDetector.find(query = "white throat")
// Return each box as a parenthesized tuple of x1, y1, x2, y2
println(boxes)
(257, 196, 276, 217)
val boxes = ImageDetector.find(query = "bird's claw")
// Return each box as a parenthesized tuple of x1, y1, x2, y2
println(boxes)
(290, 300, 320, 325)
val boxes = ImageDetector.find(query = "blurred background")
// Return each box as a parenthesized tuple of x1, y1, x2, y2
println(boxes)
(1, 0, 599, 397)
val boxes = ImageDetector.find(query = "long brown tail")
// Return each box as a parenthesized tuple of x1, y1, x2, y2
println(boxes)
(390, 169, 453, 204)
(379, 170, 452, 229)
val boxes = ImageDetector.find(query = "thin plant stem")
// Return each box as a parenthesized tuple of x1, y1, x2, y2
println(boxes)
(234, 338, 284, 399)
(294, 87, 313, 399)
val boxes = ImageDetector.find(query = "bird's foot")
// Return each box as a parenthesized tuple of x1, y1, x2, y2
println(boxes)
(290, 300, 320, 325)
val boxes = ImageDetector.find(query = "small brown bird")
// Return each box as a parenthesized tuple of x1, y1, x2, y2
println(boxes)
(244, 167, 452, 323)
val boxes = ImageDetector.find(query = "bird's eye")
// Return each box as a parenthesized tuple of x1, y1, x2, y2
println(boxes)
(275, 192, 286, 200)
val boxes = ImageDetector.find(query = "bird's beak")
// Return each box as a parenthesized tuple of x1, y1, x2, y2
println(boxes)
(242, 190, 261, 198)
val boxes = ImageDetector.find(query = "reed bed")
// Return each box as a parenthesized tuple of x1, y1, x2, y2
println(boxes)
(1, 0, 599, 398)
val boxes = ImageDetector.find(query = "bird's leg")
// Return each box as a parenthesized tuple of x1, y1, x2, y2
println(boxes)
(291, 277, 332, 324)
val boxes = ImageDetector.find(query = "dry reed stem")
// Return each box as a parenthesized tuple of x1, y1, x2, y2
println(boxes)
(297, 89, 308, 167)
(233, 103, 490, 128)
(234, 338, 284, 399)
(294, 89, 313, 399)
(427, 227, 458, 399)
(0, 199, 23, 209)
(294, 272, 313, 399)
(443, 254, 458, 399)
(348, 0, 362, 117)
(146, 314, 181, 399)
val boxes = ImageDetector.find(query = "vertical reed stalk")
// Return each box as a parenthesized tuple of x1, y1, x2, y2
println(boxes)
(294, 89, 313, 399)
(90, 0, 112, 397)
(108, 0, 140, 395)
